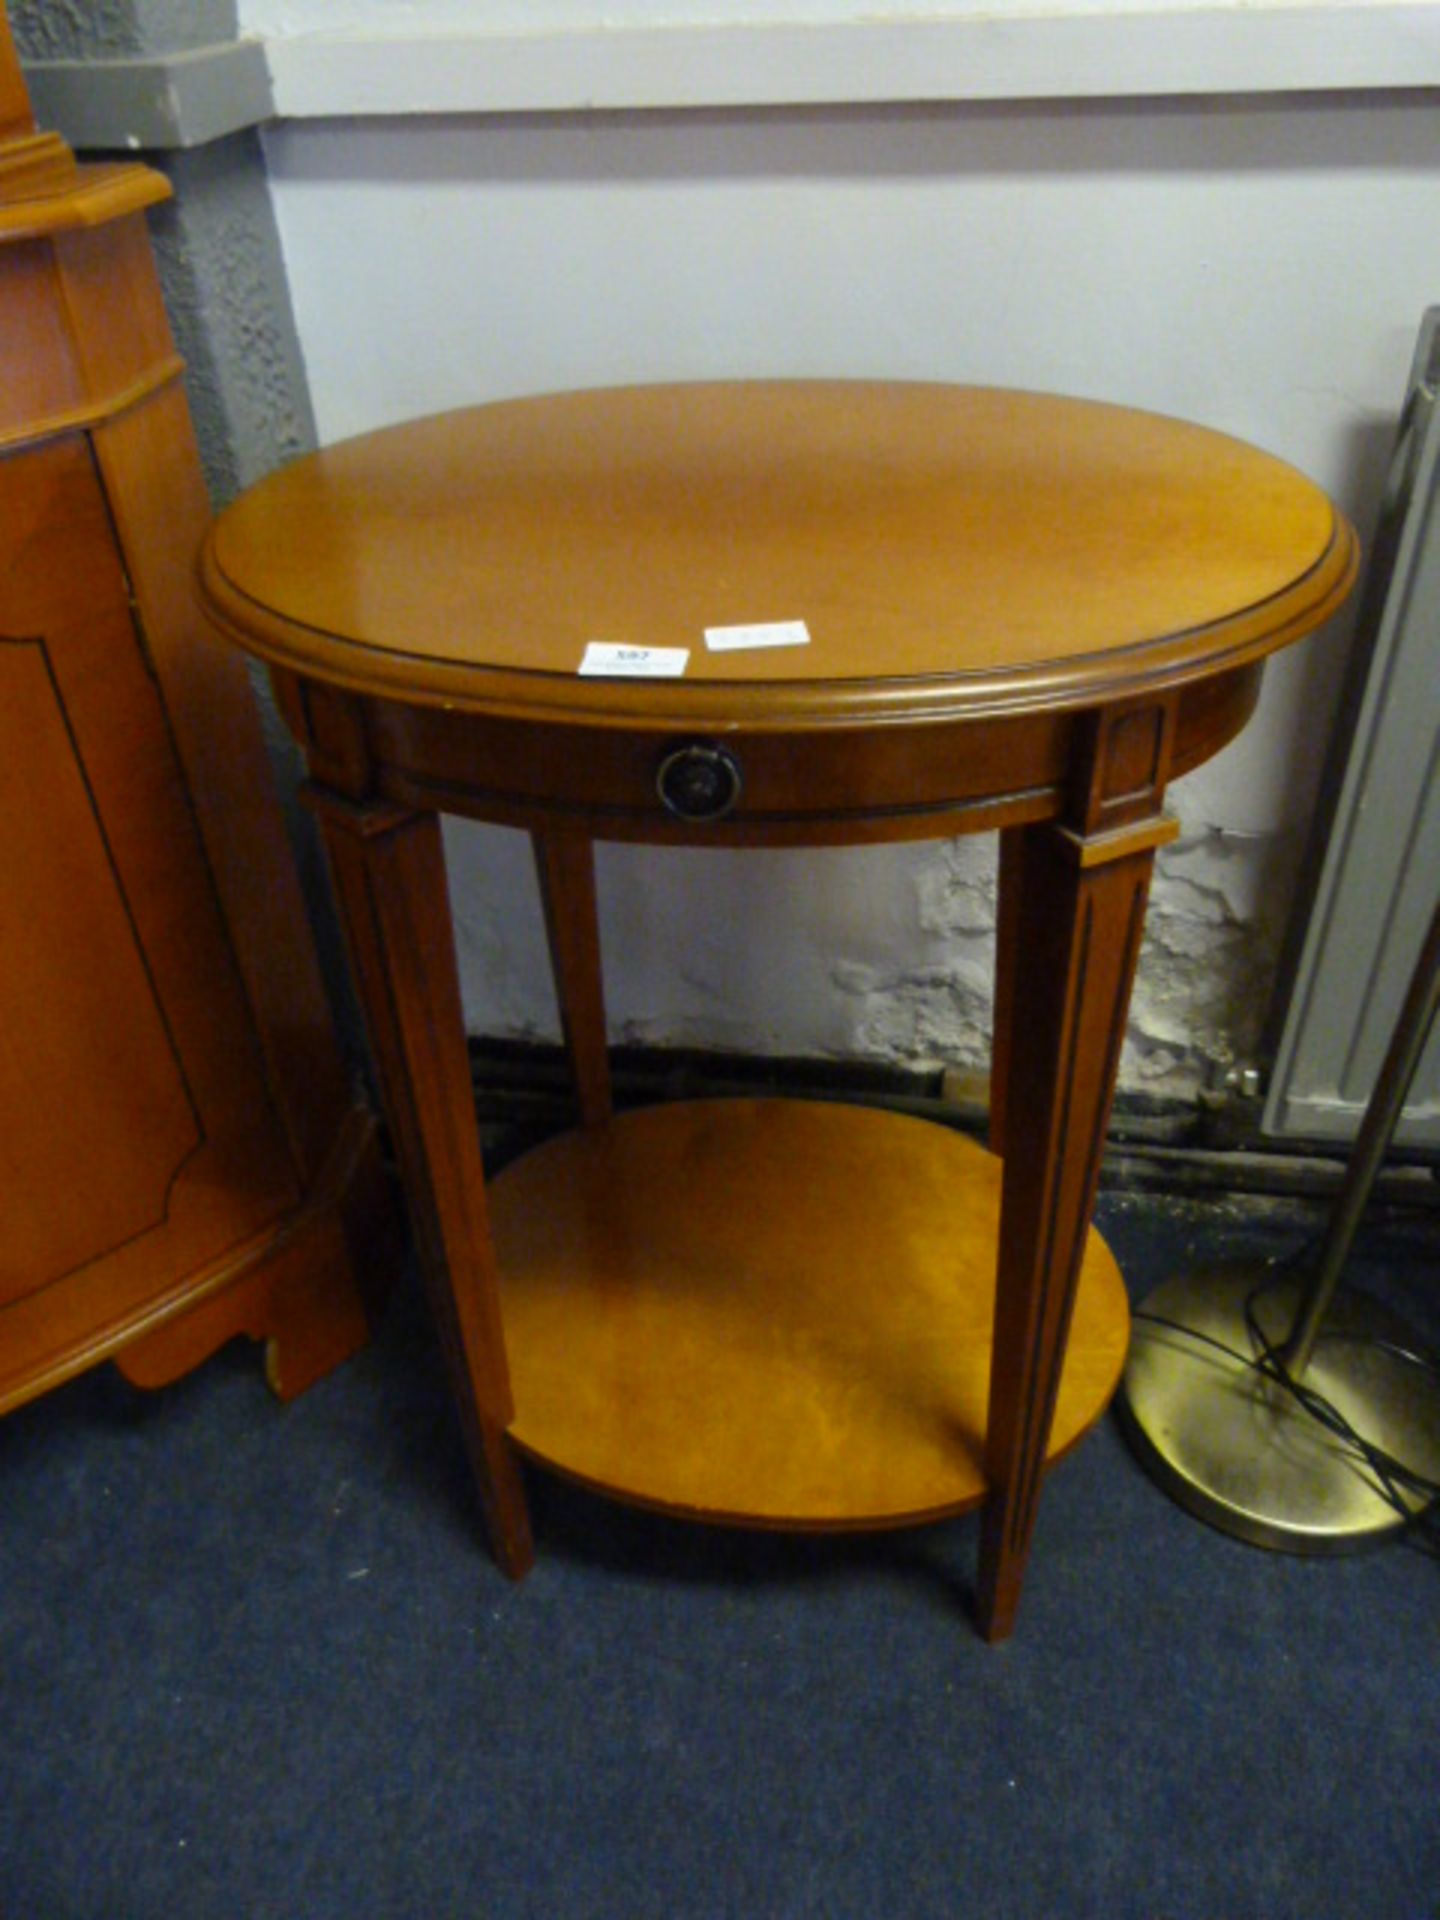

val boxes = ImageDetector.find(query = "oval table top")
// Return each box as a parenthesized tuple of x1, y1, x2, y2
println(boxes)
(201, 381, 1356, 731)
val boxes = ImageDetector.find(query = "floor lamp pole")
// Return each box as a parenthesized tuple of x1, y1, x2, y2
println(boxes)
(1281, 891, 1440, 1378)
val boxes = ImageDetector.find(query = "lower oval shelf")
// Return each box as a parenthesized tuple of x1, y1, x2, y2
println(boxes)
(490, 1097, 1129, 1530)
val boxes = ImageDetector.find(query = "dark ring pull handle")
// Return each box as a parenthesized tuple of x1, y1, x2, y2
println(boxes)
(656, 743, 743, 822)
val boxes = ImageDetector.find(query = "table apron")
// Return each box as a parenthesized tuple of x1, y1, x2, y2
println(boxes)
(327, 662, 1262, 847)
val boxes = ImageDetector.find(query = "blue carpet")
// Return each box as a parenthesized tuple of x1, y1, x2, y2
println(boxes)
(2, 1193, 1437, 1920)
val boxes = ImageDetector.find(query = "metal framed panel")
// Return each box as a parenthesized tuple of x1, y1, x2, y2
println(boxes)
(1265, 309, 1440, 1146)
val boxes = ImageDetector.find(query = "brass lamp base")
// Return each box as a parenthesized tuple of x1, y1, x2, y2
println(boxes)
(1118, 1265, 1440, 1553)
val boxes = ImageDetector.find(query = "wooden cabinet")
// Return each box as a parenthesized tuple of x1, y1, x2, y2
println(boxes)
(0, 8, 392, 1414)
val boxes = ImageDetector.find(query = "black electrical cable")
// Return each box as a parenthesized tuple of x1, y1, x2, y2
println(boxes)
(1131, 1252, 1440, 1560)
(1242, 1276, 1440, 1524)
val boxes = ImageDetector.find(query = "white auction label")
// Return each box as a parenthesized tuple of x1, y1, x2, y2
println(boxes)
(703, 620, 812, 652)
(578, 641, 689, 678)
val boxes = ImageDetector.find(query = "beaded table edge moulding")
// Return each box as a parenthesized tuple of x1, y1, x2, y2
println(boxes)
(199, 382, 1356, 727)
(197, 381, 1357, 1640)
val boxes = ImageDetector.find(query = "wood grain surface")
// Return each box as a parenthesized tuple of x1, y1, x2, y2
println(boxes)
(489, 1099, 1128, 1528)
(203, 382, 1355, 725)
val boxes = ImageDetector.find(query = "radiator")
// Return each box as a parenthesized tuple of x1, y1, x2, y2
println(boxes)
(1264, 308, 1440, 1148)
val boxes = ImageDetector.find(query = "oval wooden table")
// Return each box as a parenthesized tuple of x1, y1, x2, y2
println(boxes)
(200, 382, 1356, 1640)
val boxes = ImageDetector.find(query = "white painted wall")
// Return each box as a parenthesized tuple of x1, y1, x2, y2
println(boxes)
(246, 14, 1440, 1092)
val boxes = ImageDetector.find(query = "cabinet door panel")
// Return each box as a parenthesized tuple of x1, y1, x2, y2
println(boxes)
(0, 639, 200, 1297)
(0, 434, 298, 1337)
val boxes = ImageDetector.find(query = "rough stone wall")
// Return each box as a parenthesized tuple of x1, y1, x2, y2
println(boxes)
(436, 786, 1297, 1101)
(10, 3, 316, 506)
(11, 0, 236, 58)
(11, 1, 144, 58)
(828, 829, 1288, 1101)
(145, 135, 317, 505)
